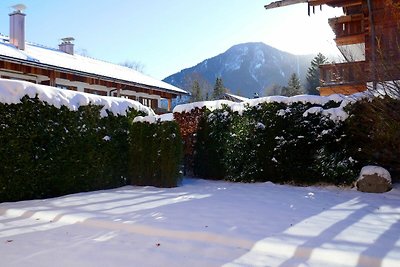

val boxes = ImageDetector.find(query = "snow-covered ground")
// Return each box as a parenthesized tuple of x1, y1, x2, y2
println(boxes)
(1, 178, 399, 267)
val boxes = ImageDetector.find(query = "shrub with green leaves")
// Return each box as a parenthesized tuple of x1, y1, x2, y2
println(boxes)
(0, 96, 143, 202)
(128, 120, 183, 187)
(190, 99, 357, 185)
(194, 105, 234, 180)
(344, 96, 400, 181)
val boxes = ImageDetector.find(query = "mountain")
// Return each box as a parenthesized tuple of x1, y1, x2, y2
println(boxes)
(163, 42, 315, 98)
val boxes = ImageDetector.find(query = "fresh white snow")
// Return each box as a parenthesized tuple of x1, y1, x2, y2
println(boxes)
(173, 100, 235, 113)
(0, 79, 154, 117)
(173, 93, 367, 122)
(1, 178, 399, 267)
(133, 113, 174, 124)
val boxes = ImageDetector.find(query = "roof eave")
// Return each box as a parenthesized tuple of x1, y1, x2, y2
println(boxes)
(0, 55, 188, 96)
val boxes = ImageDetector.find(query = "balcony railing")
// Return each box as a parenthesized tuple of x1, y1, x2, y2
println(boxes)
(320, 61, 368, 86)
(328, 14, 365, 45)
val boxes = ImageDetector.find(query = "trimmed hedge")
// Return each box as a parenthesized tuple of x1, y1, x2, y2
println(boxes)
(344, 96, 400, 181)
(184, 100, 358, 185)
(174, 107, 206, 176)
(128, 120, 183, 187)
(0, 95, 183, 202)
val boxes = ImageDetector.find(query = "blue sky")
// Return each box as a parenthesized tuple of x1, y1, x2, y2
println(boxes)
(0, 1, 343, 79)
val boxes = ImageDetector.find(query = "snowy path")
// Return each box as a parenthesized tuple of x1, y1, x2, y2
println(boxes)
(1, 178, 399, 267)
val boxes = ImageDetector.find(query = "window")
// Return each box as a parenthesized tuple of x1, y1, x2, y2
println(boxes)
(84, 88, 107, 96)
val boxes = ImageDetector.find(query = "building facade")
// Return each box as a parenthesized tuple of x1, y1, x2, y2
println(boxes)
(265, 0, 400, 96)
(0, 6, 187, 112)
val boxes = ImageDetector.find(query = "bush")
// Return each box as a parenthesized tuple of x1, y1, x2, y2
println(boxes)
(128, 120, 183, 187)
(174, 107, 206, 175)
(345, 97, 400, 181)
(185, 99, 358, 185)
(0, 96, 143, 202)
(194, 106, 234, 180)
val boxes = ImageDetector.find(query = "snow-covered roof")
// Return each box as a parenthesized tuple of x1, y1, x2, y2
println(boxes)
(224, 93, 249, 102)
(0, 34, 187, 95)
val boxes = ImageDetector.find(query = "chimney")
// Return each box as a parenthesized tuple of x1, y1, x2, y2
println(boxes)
(9, 4, 26, 50)
(59, 37, 75, 55)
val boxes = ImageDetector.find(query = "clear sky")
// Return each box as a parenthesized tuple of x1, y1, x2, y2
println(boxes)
(0, 0, 343, 80)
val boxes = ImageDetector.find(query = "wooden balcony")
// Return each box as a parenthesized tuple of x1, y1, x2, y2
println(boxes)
(319, 61, 368, 95)
(308, 0, 362, 8)
(328, 14, 365, 46)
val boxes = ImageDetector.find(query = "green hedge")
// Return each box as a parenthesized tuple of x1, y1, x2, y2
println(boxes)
(344, 96, 400, 181)
(192, 101, 358, 185)
(0, 96, 183, 202)
(128, 120, 183, 187)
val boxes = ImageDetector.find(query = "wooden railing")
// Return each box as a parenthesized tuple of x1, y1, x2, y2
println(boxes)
(319, 61, 368, 86)
(328, 14, 365, 45)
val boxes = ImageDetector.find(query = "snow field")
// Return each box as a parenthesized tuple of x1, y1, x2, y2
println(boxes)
(1, 178, 399, 267)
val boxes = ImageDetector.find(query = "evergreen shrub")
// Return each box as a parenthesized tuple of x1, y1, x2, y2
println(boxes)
(128, 120, 183, 187)
(190, 100, 358, 185)
(173, 107, 206, 175)
(344, 97, 400, 181)
(194, 105, 234, 179)
(0, 95, 143, 202)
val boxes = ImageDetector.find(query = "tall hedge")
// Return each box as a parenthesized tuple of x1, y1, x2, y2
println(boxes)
(174, 107, 205, 176)
(193, 106, 233, 180)
(188, 100, 358, 185)
(0, 96, 143, 202)
(0, 94, 185, 202)
(128, 120, 183, 187)
(344, 96, 400, 181)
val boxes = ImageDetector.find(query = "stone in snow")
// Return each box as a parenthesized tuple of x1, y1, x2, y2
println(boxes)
(356, 165, 392, 193)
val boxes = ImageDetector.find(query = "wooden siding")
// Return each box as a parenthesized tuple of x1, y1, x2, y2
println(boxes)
(329, 14, 365, 45)
(319, 83, 367, 95)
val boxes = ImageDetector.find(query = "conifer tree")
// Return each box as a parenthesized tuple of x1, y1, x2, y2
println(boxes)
(265, 84, 283, 96)
(190, 80, 203, 102)
(306, 53, 329, 95)
(212, 77, 227, 100)
(283, 73, 303, 96)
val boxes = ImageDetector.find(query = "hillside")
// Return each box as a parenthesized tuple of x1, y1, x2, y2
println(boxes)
(163, 42, 315, 97)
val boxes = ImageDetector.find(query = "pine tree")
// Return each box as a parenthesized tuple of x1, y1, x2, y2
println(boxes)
(190, 80, 203, 102)
(306, 53, 329, 95)
(283, 73, 303, 96)
(265, 84, 283, 96)
(212, 77, 226, 100)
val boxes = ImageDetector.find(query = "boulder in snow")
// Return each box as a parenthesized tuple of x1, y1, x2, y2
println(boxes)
(356, 166, 392, 193)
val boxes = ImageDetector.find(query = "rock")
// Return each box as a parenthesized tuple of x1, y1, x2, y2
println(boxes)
(356, 166, 392, 193)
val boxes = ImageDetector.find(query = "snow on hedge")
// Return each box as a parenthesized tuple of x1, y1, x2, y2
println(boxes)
(302, 104, 349, 122)
(0, 78, 154, 117)
(173, 93, 367, 122)
(133, 113, 174, 124)
(173, 100, 235, 113)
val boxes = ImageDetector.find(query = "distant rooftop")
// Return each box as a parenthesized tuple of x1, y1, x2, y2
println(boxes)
(0, 34, 187, 95)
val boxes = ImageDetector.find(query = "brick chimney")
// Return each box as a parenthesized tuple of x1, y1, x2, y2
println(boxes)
(59, 37, 75, 55)
(9, 4, 26, 50)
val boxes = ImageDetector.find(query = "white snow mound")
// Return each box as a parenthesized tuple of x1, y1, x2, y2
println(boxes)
(133, 113, 174, 124)
(0, 78, 154, 117)
(173, 100, 235, 113)
(173, 93, 368, 121)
